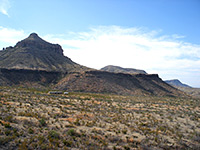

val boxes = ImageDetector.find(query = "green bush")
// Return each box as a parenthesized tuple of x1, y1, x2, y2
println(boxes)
(4, 123, 11, 128)
(63, 139, 72, 147)
(67, 129, 76, 136)
(48, 130, 60, 139)
(28, 128, 34, 134)
(0, 136, 15, 145)
(5, 115, 13, 122)
(39, 118, 47, 127)
(38, 135, 45, 145)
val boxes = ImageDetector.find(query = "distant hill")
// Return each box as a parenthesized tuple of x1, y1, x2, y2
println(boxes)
(165, 79, 191, 88)
(165, 79, 200, 98)
(0, 33, 89, 72)
(101, 65, 147, 74)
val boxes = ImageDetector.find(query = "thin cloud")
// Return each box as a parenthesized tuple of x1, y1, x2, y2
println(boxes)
(0, 0, 10, 16)
(0, 26, 26, 48)
(45, 26, 200, 87)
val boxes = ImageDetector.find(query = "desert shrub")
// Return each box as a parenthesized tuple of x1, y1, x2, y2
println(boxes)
(5, 129, 12, 136)
(74, 118, 81, 126)
(4, 123, 11, 128)
(122, 129, 127, 134)
(124, 145, 130, 150)
(109, 136, 121, 143)
(159, 126, 166, 132)
(39, 118, 47, 127)
(28, 127, 34, 134)
(18, 111, 37, 118)
(63, 139, 72, 147)
(18, 139, 28, 150)
(193, 132, 200, 142)
(4, 115, 13, 122)
(0, 136, 15, 145)
(67, 129, 76, 136)
(48, 130, 60, 139)
(40, 143, 50, 150)
(38, 135, 45, 145)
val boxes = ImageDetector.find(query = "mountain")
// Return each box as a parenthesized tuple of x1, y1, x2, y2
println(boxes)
(165, 79, 200, 98)
(0, 33, 186, 97)
(0, 33, 88, 72)
(101, 65, 147, 74)
(165, 79, 191, 88)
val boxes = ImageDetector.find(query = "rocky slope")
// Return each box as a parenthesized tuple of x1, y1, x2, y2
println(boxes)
(101, 65, 147, 74)
(54, 71, 185, 97)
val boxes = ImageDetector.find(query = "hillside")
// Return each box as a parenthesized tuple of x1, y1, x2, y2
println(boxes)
(0, 33, 89, 72)
(54, 70, 185, 97)
(176, 87, 200, 98)
(101, 65, 147, 74)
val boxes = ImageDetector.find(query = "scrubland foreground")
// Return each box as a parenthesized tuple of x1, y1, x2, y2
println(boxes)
(0, 86, 199, 150)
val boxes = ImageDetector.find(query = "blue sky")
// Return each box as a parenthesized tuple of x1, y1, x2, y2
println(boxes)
(0, 0, 200, 87)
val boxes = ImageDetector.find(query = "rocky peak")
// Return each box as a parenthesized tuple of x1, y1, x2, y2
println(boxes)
(15, 33, 63, 55)
(26, 33, 43, 41)
(29, 33, 39, 38)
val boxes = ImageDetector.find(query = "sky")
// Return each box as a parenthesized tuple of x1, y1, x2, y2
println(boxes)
(0, 0, 200, 87)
